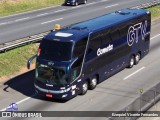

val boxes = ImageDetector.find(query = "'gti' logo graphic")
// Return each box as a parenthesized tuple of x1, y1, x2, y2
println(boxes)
(127, 20, 147, 46)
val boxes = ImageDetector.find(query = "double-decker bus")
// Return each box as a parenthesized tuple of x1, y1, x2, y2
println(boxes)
(27, 8, 151, 100)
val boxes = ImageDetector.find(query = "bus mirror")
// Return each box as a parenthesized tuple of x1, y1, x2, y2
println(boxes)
(27, 55, 37, 69)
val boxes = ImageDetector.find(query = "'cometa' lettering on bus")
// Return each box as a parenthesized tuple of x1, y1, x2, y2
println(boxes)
(97, 44, 113, 56)
(127, 20, 147, 46)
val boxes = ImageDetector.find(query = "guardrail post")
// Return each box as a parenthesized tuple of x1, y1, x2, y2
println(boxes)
(140, 89, 143, 113)
(154, 87, 157, 109)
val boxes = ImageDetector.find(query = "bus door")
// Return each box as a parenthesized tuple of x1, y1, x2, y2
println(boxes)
(70, 37, 88, 94)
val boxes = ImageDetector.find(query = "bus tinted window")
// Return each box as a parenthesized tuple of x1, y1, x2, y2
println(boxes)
(39, 39, 73, 61)
(71, 57, 83, 81)
(111, 28, 120, 41)
(85, 44, 131, 74)
(89, 33, 102, 49)
(101, 33, 112, 44)
(73, 38, 87, 58)
(119, 23, 128, 38)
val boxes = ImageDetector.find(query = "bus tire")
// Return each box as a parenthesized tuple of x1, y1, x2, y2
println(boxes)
(134, 53, 141, 65)
(89, 77, 97, 90)
(80, 81, 88, 95)
(128, 56, 135, 68)
(83, 0, 87, 4)
(75, 2, 78, 6)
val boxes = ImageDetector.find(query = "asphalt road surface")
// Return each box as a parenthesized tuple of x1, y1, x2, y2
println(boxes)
(0, 0, 160, 120)
(0, 18, 160, 120)
(0, 0, 155, 44)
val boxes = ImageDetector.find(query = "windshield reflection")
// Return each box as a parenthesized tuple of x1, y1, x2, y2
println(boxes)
(36, 64, 69, 85)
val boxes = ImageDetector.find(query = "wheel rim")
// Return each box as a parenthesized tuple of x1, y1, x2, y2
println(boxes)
(75, 2, 78, 6)
(136, 54, 140, 62)
(91, 78, 97, 87)
(84, 0, 87, 4)
(83, 83, 88, 92)
(130, 57, 134, 66)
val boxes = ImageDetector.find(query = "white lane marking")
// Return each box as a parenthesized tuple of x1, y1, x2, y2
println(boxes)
(72, 5, 82, 9)
(123, 67, 145, 80)
(105, 4, 119, 8)
(41, 18, 63, 24)
(86, 2, 96, 6)
(54, 9, 67, 13)
(101, 0, 109, 1)
(15, 17, 30, 22)
(0, 5, 60, 19)
(0, 94, 36, 111)
(16, 96, 32, 104)
(37, 13, 49, 17)
(151, 34, 160, 40)
(0, 22, 8, 26)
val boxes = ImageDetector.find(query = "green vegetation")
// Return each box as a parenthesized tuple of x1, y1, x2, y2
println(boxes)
(0, 0, 64, 17)
(0, 4, 160, 79)
(147, 4, 160, 20)
(0, 44, 38, 77)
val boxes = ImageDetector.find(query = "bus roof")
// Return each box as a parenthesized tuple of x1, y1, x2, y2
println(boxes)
(45, 9, 149, 42)
(44, 29, 89, 42)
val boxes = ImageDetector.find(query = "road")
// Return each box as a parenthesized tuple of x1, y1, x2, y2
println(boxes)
(0, 18, 160, 120)
(0, 0, 160, 120)
(0, 0, 155, 44)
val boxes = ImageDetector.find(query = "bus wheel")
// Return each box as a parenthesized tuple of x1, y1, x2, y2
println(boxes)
(129, 56, 135, 68)
(75, 2, 78, 6)
(80, 81, 88, 95)
(84, 0, 87, 4)
(135, 53, 141, 65)
(89, 77, 97, 90)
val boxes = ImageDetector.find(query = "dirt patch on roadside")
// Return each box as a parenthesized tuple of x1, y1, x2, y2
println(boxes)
(0, 0, 23, 4)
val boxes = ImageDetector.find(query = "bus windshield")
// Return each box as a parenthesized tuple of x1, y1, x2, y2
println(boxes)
(36, 63, 69, 85)
(39, 39, 73, 61)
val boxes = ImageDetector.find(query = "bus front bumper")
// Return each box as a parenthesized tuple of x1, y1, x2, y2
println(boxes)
(34, 84, 73, 100)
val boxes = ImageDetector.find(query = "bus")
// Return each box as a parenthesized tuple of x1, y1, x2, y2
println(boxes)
(27, 8, 151, 100)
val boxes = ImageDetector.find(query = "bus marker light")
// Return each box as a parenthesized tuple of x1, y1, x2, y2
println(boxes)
(37, 48, 41, 56)
(54, 24, 61, 30)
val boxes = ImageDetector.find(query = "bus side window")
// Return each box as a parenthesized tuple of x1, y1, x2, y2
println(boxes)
(97, 28, 111, 44)
(89, 33, 102, 49)
(101, 33, 112, 45)
(71, 57, 83, 82)
(86, 48, 93, 55)
(119, 23, 128, 38)
(111, 28, 120, 41)
(73, 38, 87, 58)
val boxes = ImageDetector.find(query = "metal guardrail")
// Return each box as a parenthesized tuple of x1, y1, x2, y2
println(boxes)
(0, 31, 49, 52)
(109, 82, 160, 120)
(0, 0, 160, 52)
(131, 0, 160, 9)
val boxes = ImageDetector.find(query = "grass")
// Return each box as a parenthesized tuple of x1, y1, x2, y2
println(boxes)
(0, 0, 64, 17)
(0, 5, 160, 79)
(0, 43, 38, 77)
(147, 4, 160, 20)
